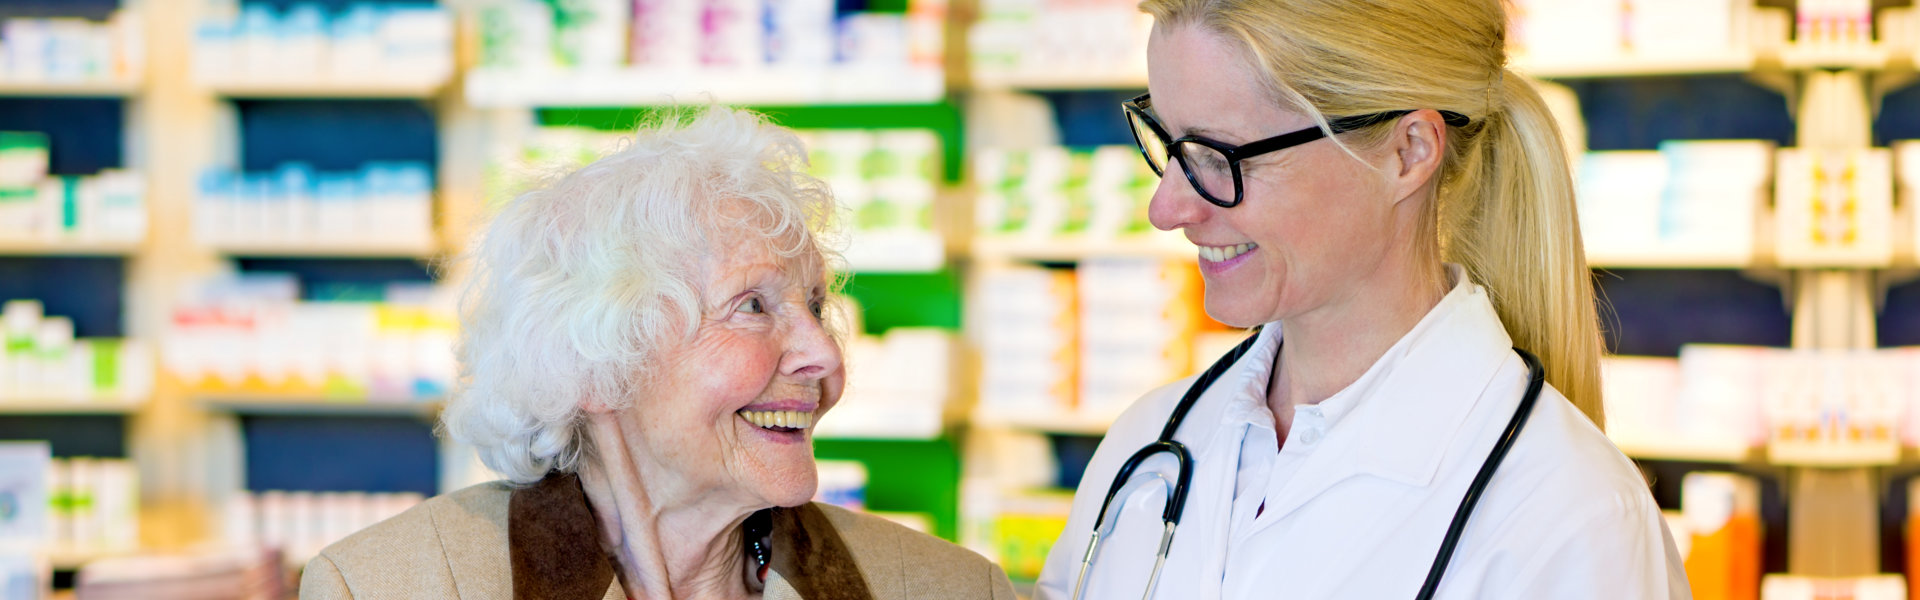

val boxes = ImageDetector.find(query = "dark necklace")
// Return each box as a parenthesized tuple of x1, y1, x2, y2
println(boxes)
(743, 509, 773, 583)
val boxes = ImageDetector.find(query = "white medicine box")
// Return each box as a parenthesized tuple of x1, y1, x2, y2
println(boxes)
(1774, 147, 1893, 267)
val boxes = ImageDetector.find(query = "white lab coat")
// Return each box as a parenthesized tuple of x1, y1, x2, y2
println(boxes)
(1036, 267, 1691, 599)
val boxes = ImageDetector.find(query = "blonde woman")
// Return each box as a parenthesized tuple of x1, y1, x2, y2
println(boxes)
(1037, 1, 1687, 599)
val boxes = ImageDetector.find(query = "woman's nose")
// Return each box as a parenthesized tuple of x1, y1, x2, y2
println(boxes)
(781, 310, 842, 381)
(1147, 161, 1208, 232)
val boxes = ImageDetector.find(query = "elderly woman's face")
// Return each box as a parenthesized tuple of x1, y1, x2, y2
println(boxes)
(1143, 25, 1404, 328)
(626, 209, 844, 508)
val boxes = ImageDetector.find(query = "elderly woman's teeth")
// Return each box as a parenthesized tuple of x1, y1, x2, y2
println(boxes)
(739, 410, 813, 430)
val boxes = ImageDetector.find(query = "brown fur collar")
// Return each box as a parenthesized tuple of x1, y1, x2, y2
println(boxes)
(507, 472, 875, 600)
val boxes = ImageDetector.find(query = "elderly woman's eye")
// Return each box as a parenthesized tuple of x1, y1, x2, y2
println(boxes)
(741, 297, 765, 314)
(809, 299, 825, 319)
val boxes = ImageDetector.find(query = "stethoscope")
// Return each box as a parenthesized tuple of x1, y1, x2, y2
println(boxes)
(1069, 329, 1547, 600)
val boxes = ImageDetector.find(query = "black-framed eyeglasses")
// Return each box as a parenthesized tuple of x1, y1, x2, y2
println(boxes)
(1122, 93, 1472, 208)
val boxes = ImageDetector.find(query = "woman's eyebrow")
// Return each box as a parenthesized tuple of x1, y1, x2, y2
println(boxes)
(1179, 125, 1241, 143)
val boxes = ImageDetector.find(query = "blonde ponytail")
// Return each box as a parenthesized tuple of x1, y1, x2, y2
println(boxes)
(1140, 0, 1606, 427)
(1447, 73, 1605, 426)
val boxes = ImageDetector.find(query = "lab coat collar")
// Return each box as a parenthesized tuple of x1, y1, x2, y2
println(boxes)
(1254, 265, 1515, 520)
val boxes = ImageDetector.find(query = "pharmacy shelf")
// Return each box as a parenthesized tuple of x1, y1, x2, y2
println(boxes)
(1766, 440, 1900, 467)
(1777, 44, 1894, 71)
(202, 239, 437, 258)
(0, 396, 146, 414)
(204, 79, 448, 99)
(844, 232, 946, 273)
(975, 52, 1760, 90)
(198, 394, 442, 417)
(1513, 52, 1758, 79)
(971, 69, 1147, 92)
(47, 546, 143, 570)
(1517, 43, 1904, 79)
(815, 412, 946, 440)
(1587, 247, 1756, 269)
(464, 67, 946, 108)
(0, 79, 141, 97)
(1610, 433, 1756, 463)
(0, 238, 141, 256)
(974, 408, 1117, 436)
(971, 235, 1194, 263)
(977, 44, 1904, 90)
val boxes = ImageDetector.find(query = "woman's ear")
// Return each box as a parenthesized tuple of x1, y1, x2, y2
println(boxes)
(1388, 109, 1450, 205)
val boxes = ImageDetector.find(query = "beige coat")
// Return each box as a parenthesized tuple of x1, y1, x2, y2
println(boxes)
(299, 478, 1015, 599)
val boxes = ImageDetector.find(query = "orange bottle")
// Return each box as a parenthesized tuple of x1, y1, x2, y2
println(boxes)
(1683, 472, 1762, 600)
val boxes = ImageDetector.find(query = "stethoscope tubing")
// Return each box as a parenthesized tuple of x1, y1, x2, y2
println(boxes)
(1412, 346, 1546, 600)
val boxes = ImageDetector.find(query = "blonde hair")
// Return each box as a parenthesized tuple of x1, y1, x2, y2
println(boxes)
(1140, 0, 1605, 426)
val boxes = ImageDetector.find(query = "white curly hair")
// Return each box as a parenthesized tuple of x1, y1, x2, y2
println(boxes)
(442, 106, 845, 484)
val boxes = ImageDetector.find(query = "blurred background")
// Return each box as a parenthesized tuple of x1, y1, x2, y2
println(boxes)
(0, 0, 1918, 598)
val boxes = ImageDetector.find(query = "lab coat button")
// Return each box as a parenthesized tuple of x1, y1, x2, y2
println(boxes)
(1299, 429, 1323, 445)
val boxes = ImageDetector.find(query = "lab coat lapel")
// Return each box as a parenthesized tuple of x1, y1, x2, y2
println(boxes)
(1246, 284, 1514, 530)
(1178, 420, 1248, 599)
(1169, 326, 1280, 600)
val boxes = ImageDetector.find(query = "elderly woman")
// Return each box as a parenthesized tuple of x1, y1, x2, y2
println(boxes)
(299, 108, 1014, 599)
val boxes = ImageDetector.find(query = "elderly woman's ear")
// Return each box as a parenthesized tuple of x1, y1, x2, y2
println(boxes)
(579, 395, 619, 415)
(300, 106, 1015, 600)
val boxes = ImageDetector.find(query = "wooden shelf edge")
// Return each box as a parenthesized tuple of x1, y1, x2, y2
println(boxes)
(1612, 435, 1756, 463)
(0, 239, 142, 256)
(463, 67, 946, 108)
(0, 397, 147, 414)
(197, 394, 443, 416)
(970, 236, 1194, 262)
(202, 240, 438, 258)
(202, 79, 448, 99)
(973, 409, 1117, 436)
(46, 546, 144, 570)
(0, 79, 142, 97)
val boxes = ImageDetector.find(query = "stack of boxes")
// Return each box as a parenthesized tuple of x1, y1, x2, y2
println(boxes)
(0, 11, 144, 84)
(474, 0, 942, 74)
(1602, 346, 1920, 465)
(974, 258, 1206, 422)
(489, 125, 944, 271)
(1076, 258, 1202, 417)
(969, 0, 1150, 81)
(799, 129, 944, 271)
(975, 265, 1079, 421)
(1793, 0, 1876, 56)
(0, 300, 154, 405)
(191, 4, 453, 86)
(825, 327, 956, 439)
(1577, 141, 1772, 264)
(193, 162, 434, 248)
(46, 458, 139, 558)
(163, 275, 455, 402)
(1511, 0, 1753, 61)
(974, 145, 1160, 244)
(0, 132, 146, 245)
(221, 491, 422, 566)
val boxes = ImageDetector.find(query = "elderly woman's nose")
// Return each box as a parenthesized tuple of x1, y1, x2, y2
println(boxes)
(781, 312, 842, 379)
(1148, 163, 1208, 232)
